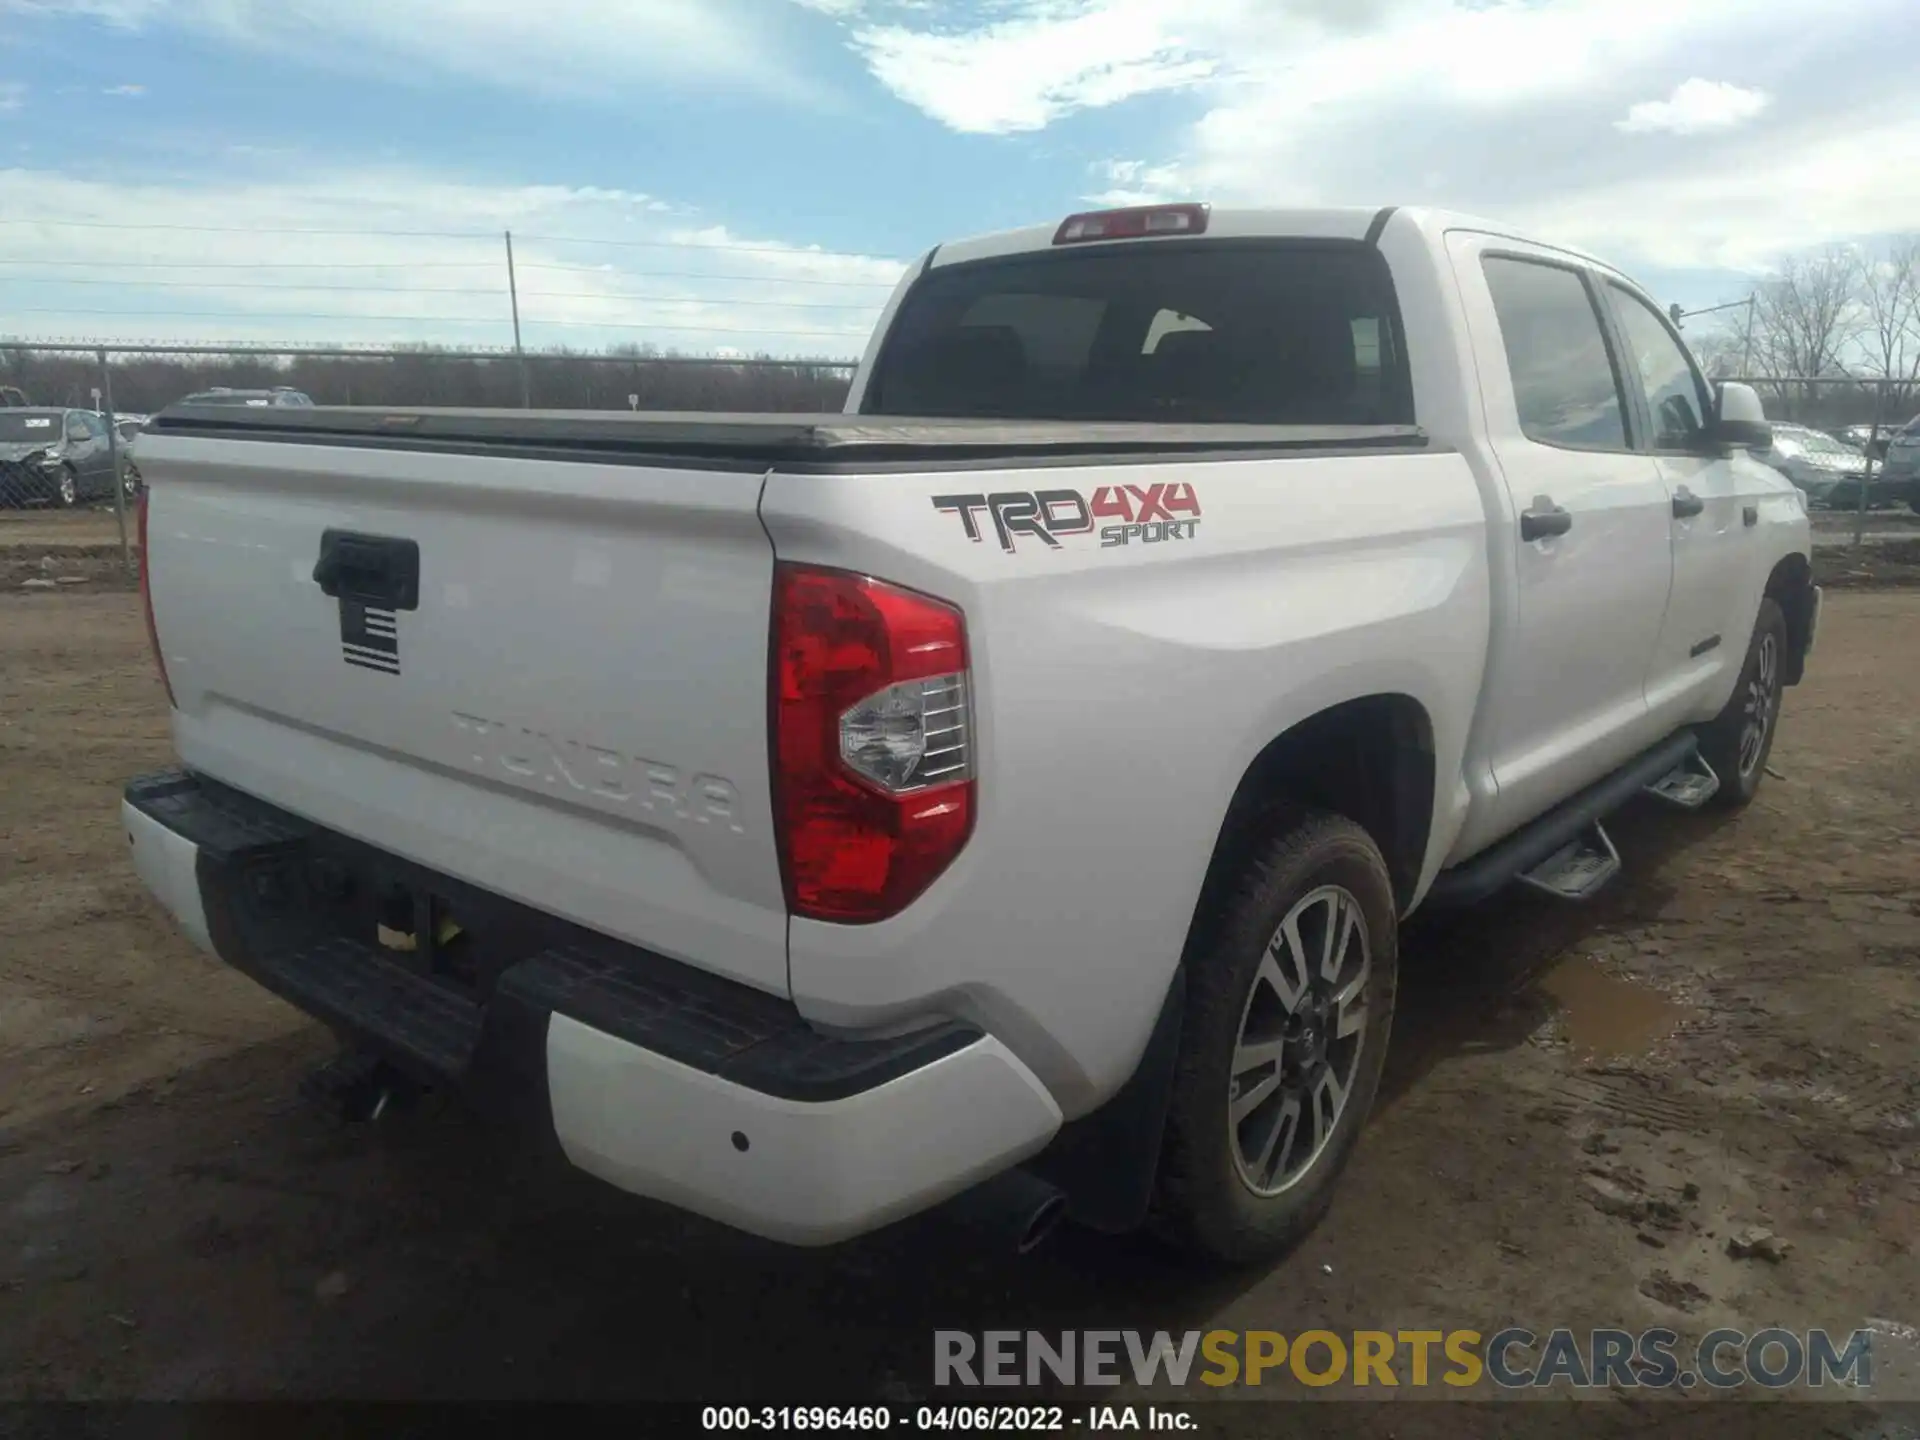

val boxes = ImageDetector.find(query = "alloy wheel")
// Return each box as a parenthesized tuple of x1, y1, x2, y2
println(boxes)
(1228, 884, 1372, 1197)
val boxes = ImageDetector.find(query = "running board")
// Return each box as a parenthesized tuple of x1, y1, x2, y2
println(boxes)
(1423, 730, 1700, 908)
(1643, 751, 1720, 811)
(1517, 821, 1620, 901)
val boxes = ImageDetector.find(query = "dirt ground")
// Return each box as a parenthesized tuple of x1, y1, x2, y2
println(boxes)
(1, 583, 1917, 1435)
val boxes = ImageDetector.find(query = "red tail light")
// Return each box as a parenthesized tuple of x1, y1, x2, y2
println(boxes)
(771, 563, 974, 923)
(137, 488, 175, 708)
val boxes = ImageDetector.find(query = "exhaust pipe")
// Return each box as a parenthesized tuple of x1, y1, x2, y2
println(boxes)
(931, 1168, 1069, 1255)
(300, 1046, 422, 1124)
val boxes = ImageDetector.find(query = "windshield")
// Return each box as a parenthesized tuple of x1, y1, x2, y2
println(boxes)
(864, 240, 1413, 425)
(1799, 431, 1855, 458)
(0, 411, 63, 442)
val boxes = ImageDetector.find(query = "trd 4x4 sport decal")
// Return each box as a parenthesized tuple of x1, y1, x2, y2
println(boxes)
(931, 483, 1201, 553)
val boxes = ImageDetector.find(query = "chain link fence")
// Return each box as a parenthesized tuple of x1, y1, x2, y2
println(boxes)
(1, 340, 859, 579)
(6, 341, 1916, 583)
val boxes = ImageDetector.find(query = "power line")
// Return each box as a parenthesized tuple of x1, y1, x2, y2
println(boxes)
(0, 337, 861, 365)
(0, 217, 907, 263)
(0, 218, 495, 239)
(0, 275, 882, 309)
(524, 291, 880, 310)
(521, 263, 897, 287)
(0, 259, 900, 287)
(0, 277, 510, 295)
(516, 231, 900, 260)
(3, 307, 871, 337)
(0, 259, 506, 271)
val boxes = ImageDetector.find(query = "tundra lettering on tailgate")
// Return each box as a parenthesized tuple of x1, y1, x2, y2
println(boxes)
(932, 483, 1201, 553)
(451, 712, 744, 832)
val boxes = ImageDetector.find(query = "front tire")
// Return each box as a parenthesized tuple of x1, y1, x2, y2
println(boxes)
(1153, 807, 1398, 1264)
(54, 464, 78, 509)
(1697, 597, 1788, 810)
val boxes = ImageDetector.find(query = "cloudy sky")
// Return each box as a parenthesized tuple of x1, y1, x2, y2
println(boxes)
(0, 0, 1912, 355)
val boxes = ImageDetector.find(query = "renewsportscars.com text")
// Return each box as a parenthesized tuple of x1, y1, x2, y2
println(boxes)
(934, 1328, 1874, 1391)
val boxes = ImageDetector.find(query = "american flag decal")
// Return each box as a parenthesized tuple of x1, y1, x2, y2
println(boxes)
(340, 600, 401, 675)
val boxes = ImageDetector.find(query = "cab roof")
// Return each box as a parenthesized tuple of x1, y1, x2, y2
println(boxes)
(925, 204, 1622, 281)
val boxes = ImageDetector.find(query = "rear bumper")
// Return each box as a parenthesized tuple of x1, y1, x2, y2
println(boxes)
(122, 769, 1062, 1245)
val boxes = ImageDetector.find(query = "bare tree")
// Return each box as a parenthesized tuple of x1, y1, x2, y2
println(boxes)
(1747, 245, 1863, 407)
(1853, 234, 1920, 421)
(1687, 319, 1751, 380)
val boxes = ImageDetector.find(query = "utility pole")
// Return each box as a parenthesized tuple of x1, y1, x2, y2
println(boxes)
(97, 348, 131, 577)
(505, 229, 530, 409)
(1670, 294, 1760, 380)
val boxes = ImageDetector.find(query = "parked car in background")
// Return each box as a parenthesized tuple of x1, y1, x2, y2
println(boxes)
(115, 414, 151, 498)
(0, 407, 125, 508)
(178, 386, 314, 408)
(1842, 422, 1896, 460)
(0, 385, 29, 408)
(1875, 414, 1920, 513)
(1756, 423, 1875, 507)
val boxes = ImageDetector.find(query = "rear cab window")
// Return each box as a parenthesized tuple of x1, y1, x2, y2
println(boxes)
(862, 240, 1414, 426)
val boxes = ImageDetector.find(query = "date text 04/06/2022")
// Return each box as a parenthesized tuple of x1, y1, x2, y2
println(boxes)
(700, 1405, 1196, 1432)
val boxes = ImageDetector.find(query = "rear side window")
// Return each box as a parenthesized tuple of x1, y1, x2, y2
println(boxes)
(1481, 256, 1627, 450)
(864, 241, 1412, 425)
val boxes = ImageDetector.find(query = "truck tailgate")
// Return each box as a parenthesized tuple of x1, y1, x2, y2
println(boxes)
(137, 431, 790, 997)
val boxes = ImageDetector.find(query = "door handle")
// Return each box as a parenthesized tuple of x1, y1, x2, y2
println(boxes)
(1672, 488, 1705, 519)
(313, 530, 421, 610)
(1519, 497, 1573, 542)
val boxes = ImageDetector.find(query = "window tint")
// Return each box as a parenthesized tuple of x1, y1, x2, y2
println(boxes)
(1481, 256, 1627, 449)
(1606, 284, 1709, 449)
(866, 243, 1412, 425)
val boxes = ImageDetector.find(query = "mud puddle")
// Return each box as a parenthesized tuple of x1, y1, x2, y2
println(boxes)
(1536, 956, 1700, 1060)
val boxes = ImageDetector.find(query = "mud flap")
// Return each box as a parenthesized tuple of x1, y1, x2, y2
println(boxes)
(1025, 966, 1185, 1235)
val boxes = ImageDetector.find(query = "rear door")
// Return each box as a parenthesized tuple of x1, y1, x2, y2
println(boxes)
(1448, 234, 1675, 848)
(139, 431, 792, 996)
(1599, 280, 1761, 728)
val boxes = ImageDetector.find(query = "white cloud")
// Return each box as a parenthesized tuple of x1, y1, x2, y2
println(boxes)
(0, 82, 24, 114)
(1086, 158, 1191, 206)
(847, 0, 1225, 134)
(1, 0, 825, 103)
(0, 166, 906, 355)
(1615, 78, 1770, 135)
(830, 0, 1920, 272)
(102, 82, 145, 97)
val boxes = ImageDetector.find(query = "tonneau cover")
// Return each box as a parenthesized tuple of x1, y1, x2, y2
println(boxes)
(149, 403, 1430, 465)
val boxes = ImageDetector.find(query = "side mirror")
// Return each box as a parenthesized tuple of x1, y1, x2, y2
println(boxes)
(1710, 381, 1770, 451)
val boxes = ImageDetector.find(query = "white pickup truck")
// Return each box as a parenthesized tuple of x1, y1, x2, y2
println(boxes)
(123, 203, 1819, 1264)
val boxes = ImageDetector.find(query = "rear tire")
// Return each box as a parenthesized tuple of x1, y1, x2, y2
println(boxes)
(1152, 807, 1398, 1265)
(1697, 597, 1787, 810)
